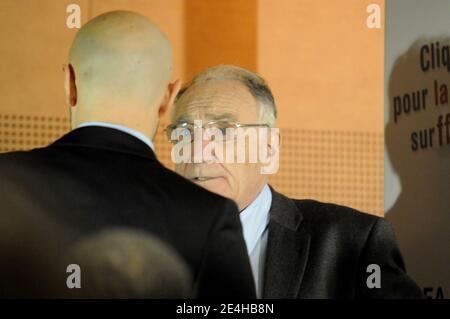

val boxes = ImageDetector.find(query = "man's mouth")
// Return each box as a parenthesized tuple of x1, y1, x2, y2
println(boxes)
(191, 176, 218, 182)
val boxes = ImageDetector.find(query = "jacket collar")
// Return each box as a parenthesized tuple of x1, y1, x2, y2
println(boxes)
(50, 126, 158, 162)
(263, 187, 311, 298)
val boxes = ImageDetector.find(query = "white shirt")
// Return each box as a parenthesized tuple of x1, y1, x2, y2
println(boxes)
(239, 184, 272, 298)
(76, 121, 155, 151)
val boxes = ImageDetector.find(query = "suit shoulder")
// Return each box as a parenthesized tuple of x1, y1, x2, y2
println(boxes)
(292, 198, 381, 230)
(0, 149, 28, 161)
(0, 149, 41, 170)
(0, 147, 50, 161)
(153, 164, 238, 214)
(0, 146, 64, 172)
(286, 198, 388, 253)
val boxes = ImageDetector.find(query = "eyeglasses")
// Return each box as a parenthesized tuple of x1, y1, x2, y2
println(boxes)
(164, 121, 270, 144)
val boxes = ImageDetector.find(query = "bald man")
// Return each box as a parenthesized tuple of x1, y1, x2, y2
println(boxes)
(0, 11, 255, 298)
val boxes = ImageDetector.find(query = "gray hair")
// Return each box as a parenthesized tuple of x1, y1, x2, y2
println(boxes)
(175, 65, 277, 127)
(64, 228, 192, 298)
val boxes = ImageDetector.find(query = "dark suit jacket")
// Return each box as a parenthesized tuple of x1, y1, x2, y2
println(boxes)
(263, 188, 423, 299)
(0, 126, 255, 299)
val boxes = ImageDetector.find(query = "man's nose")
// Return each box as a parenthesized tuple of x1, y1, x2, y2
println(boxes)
(193, 134, 219, 164)
(200, 136, 214, 151)
(190, 134, 215, 160)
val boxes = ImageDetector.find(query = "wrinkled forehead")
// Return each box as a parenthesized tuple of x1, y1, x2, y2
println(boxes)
(173, 80, 259, 123)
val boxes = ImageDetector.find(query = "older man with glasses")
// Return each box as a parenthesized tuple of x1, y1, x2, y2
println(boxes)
(167, 65, 423, 299)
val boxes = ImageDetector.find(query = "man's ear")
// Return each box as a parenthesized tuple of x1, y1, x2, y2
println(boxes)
(64, 63, 77, 107)
(159, 79, 181, 117)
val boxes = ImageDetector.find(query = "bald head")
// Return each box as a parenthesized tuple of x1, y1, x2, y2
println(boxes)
(67, 11, 179, 137)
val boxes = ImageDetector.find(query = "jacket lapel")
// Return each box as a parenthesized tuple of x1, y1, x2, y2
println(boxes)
(263, 188, 311, 298)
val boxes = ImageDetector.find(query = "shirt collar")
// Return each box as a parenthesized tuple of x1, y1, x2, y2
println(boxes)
(239, 184, 272, 255)
(76, 122, 155, 151)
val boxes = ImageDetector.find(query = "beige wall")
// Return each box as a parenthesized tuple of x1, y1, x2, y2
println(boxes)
(0, 0, 184, 118)
(257, 0, 384, 215)
(258, 0, 384, 132)
(183, 0, 257, 80)
(0, 0, 385, 215)
(0, 0, 88, 117)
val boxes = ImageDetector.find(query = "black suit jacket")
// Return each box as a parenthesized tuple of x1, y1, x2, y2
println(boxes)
(0, 126, 255, 299)
(263, 188, 423, 298)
